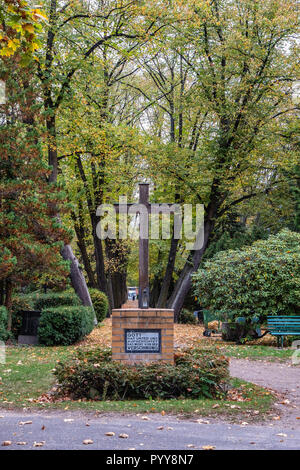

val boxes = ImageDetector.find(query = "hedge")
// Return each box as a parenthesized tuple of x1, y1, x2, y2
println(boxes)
(54, 347, 229, 400)
(0, 306, 8, 341)
(38, 305, 94, 346)
(193, 229, 300, 321)
(11, 291, 82, 339)
(89, 289, 109, 323)
(32, 291, 81, 310)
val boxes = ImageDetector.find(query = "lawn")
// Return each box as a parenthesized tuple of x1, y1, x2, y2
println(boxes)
(0, 342, 275, 421)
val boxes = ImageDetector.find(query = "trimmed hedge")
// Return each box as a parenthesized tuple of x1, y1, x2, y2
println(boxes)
(38, 305, 94, 346)
(11, 291, 82, 339)
(32, 291, 81, 310)
(54, 347, 229, 400)
(0, 306, 8, 341)
(89, 289, 109, 323)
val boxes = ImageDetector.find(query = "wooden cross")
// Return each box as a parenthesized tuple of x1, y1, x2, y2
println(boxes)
(114, 183, 178, 309)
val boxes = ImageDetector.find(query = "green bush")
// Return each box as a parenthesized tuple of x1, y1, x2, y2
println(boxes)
(54, 347, 229, 400)
(0, 306, 8, 341)
(10, 291, 82, 339)
(38, 305, 94, 346)
(179, 309, 198, 325)
(193, 230, 300, 322)
(89, 289, 109, 323)
(32, 291, 81, 310)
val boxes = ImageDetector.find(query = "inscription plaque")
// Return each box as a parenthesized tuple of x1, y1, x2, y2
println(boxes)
(125, 329, 161, 353)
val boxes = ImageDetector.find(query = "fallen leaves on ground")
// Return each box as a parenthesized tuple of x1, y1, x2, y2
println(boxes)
(33, 441, 45, 447)
(202, 445, 216, 450)
(78, 319, 207, 349)
(119, 433, 129, 439)
(1, 441, 12, 446)
(78, 319, 277, 348)
(227, 389, 251, 402)
(82, 439, 93, 445)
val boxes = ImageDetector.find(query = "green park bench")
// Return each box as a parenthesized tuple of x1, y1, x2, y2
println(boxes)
(267, 316, 300, 348)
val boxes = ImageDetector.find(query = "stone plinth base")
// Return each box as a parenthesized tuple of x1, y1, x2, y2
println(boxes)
(112, 308, 174, 364)
(18, 335, 38, 345)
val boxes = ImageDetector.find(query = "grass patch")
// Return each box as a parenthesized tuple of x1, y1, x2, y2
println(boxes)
(216, 343, 295, 361)
(0, 345, 275, 421)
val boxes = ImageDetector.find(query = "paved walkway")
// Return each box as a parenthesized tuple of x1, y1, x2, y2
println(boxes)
(230, 359, 300, 426)
(0, 408, 299, 450)
(0, 359, 299, 450)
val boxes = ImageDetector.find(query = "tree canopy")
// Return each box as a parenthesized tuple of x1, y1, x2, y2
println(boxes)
(0, 0, 299, 317)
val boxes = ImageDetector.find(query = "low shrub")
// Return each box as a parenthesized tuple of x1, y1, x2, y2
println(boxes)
(89, 289, 109, 323)
(38, 305, 94, 346)
(54, 347, 229, 400)
(32, 291, 81, 311)
(0, 306, 8, 341)
(178, 309, 198, 325)
(11, 291, 81, 339)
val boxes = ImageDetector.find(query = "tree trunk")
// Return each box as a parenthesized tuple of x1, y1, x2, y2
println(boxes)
(106, 275, 114, 314)
(5, 279, 13, 331)
(61, 245, 93, 307)
(72, 209, 97, 288)
(0, 280, 4, 306)
(105, 239, 128, 309)
(167, 216, 215, 321)
(46, 113, 93, 308)
(92, 217, 108, 295)
(76, 236, 97, 288)
(156, 235, 179, 307)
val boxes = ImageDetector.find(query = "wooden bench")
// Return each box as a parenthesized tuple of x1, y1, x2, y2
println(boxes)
(267, 316, 300, 348)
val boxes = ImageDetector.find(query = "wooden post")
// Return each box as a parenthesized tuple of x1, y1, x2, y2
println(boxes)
(138, 183, 150, 308)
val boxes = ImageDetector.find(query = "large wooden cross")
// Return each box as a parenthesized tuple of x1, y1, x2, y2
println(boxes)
(114, 183, 178, 309)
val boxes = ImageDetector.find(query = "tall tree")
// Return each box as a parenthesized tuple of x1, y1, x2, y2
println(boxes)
(136, 0, 299, 318)
(36, 0, 173, 304)
(0, 56, 70, 328)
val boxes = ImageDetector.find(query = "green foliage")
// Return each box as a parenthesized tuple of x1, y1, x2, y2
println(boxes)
(11, 293, 35, 338)
(38, 305, 94, 346)
(193, 230, 300, 321)
(178, 309, 197, 325)
(31, 291, 81, 311)
(203, 214, 269, 261)
(0, 0, 47, 59)
(290, 165, 300, 232)
(0, 60, 71, 293)
(0, 306, 8, 341)
(89, 289, 109, 323)
(10, 291, 82, 339)
(54, 347, 229, 400)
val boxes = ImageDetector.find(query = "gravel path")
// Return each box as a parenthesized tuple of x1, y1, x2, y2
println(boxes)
(230, 359, 300, 426)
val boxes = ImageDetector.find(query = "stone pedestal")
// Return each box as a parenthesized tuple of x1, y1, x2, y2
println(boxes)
(112, 308, 174, 363)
